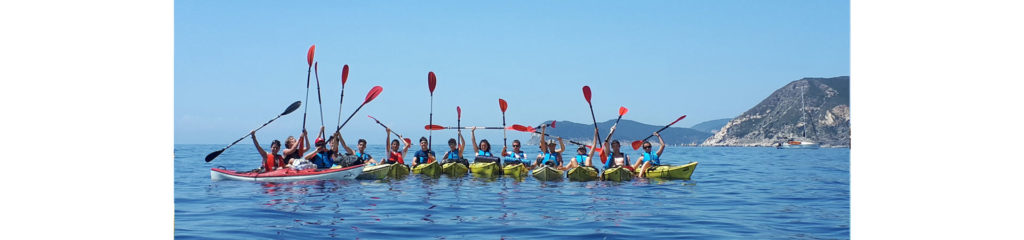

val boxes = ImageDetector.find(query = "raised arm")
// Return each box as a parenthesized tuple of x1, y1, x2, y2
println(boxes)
(655, 132, 665, 157)
(555, 137, 565, 153)
(337, 131, 354, 155)
(603, 126, 617, 156)
(251, 130, 267, 161)
(301, 130, 310, 155)
(458, 131, 466, 158)
(471, 128, 480, 153)
(330, 131, 341, 157)
(400, 135, 412, 157)
(539, 126, 548, 154)
(587, 129, 599, 166)
(385, 128, 392, 153)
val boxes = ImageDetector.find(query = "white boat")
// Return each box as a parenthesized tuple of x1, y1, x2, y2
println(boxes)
(777, 140, 820, 149)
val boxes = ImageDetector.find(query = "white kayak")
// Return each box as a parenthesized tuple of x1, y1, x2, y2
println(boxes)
(211, 164, 366, 182)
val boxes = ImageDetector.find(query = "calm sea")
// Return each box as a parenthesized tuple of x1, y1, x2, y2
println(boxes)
(175, 144, 849, 239)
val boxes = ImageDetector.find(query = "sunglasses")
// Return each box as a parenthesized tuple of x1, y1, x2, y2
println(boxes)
(512, 145, 520, 147)
(643, 146, 652, 149)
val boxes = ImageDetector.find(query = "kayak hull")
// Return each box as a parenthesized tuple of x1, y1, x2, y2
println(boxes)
(441, 162, 469, 177)
(470, 162, 500, 176)
(567, 166, 599, 181)
(502, 163, 527, 178)
(601, 166, 634, 182)
(390, 163, 411, 179)
(356, 164, 394, 180)
(532, 165, 563, 181)
(412, 161, 441, 177)
(210, 164, 365, 182)
(636, 162, 698, 180)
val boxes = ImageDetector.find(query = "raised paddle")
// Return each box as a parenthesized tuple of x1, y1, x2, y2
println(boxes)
(335, 64, 349, 133)
(499, 98, 508, 150)
(582, 86, 600, 137)
(428, 72, 437, 149)
(457, 106, 462, 146)
(337, 86, 384, 131)
(314, 62, 325, 137)
(509, 124, 594, 148)
(424, 125, 515, 130)
(302, 45, 315, 131)
(205, 101, 302, 162)
(631, 115, 687, 150)
(599, 106, 629, 164)
(369, 115, 412, 145)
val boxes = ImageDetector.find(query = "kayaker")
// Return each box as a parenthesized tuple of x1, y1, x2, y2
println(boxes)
(282, 129, 309, 166)
(250, 130, 284, 172)
(339, 134, 376, 166)
(501, 139, 528, 167)
(411, 137, 436, 167)
(442, 133, 468, 166)
(565, 129, 599, 170)
(602, 126, 634, 171)
(633, 132, 666, 178)
(538, 125, 565, 167)
(470, 127, 498, 164)
(304, 126, 337, 169)
(385, 127, 410, 165)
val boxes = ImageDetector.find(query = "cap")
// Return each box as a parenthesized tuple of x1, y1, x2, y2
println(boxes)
(315, 137, 326, 146)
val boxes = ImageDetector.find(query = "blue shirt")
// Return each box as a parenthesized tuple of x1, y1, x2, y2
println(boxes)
(414, 150, 435, 164)
(311, 151, 335, 169)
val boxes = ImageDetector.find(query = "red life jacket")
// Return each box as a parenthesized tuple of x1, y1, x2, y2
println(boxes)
(263, 154, 281, 170)
(388, 151, 404, 164)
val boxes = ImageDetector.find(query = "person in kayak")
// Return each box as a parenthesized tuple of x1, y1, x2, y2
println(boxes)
(470, 127, 498, 164)
(282, 130, 309, 167)
(304, 126, 337, 169)
(565, 129, 599, 170)
(633, 131, 666, 178)
(250, 130, 284, 172)
(442, 133, 468, 167)
(602, 126, 634, 171)
(339, 134, 376, 166)
(411, 137, 436, 167)
(385, 127, 410, 165)
(501, 139, 528, 168)
(538, 125, 566, 168)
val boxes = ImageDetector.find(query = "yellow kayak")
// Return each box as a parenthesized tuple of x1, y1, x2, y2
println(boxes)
(389, 163, 410, 179)
(502, 163, 528, 178)
(470, 162, 500, 176)
(635, 162, 698, 180)
(566, 166, 599, 181)
(356, 163, 394, 180)
(412, 161, 441, 177)
(532, 165, 563, 181)
(601, 166, 634, 182)
(441, 161, 469, 177)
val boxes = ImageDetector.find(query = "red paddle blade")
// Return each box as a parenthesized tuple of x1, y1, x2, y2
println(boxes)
(509, 125, 532, 132)
(367, 115, 378, 121)
(425, 125, 445, 130)
(307, 45, 315, 66)
(631, 140, 643, 150)
(499, 99, 508, 112)
(582, 86, 592, 103)
(600, 150, 607, 164)
(428, 72, 437, 93)
(549, 120, 557, 128)
(672, 115, 688, 125)
(619, 106, 628, 116)
(342, 64, 349, 85)
(457, 106, 461, 119)
(363, 86, 383, 104)
(404, 138, 412, 145)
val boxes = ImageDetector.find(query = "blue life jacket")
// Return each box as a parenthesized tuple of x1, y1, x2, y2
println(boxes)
(575, 154, 587, 166)
(355, 152, 372, 161)
(414, 150, 434, 164)
(642, 151, 660, 165)
(312, 151, 335, 169)
(444, 150, 460, 160)
(542, 153, 559, 166)
(604, 152, 629, 169)
(504, 151, 525, 165)
(478, 150, 493, 157)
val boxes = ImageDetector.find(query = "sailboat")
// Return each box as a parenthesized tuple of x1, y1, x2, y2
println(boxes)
(778, 89, 820, 149)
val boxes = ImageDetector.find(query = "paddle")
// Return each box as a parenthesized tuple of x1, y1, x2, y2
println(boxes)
(424, 125, 515, 130)
(428, 72, 437, 149)
(509, 124, 594, 148)
(335, 64, 349, 134)
(314, 62, 325, 138)
(499, 98, 508, 150)
(600, 106, 629, 164)
(302, 45, 315, 131)
(369, 115, 412, 145)
(205, 101, 302, 162)
(457, 106, 462, 147)
(337, 86, 384, 131)
(582, 86, 600, 139)
(631, 115, 687, 150)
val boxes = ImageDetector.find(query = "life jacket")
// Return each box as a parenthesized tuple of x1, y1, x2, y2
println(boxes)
(355, 152, 372, 161)
(388, 151, 404, 164)
(263, 154, 282, 171)
(575, 154, 587, 166)
(313, 150, 335, 169)
(478, 150, 493, 157)
(542, 153, 559, 166)
(414, 150, 434, 164)
(641, 151, 660, 165)
(604, 152, 629, 169)
(504, 151, 526, 165)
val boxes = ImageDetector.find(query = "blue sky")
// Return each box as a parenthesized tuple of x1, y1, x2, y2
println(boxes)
(175, 0, 849, 144)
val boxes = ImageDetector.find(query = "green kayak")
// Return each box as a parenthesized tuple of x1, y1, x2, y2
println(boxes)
(567, 166, 599, 182)
(636, 161, 698, 180)
(441, 161, 468, 177)
(601, 166, 634, 182)
(356, 163, 394, 180)
(470, 162, 500, 176)
(389, 163, 410, 179)
(502, 163, 528, 178)
(412, 161, 441, 177)
(532, 165, 563, 181)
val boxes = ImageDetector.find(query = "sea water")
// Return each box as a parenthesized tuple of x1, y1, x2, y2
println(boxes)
(175, 144, 849, 239)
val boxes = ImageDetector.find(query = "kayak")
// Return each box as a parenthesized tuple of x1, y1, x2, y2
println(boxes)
(211, 164, 365, 182)
(441, 161, 469, 177)
(390, 163, 411, 179)
(566, 166, 599, 182)
(601, 166, 634, 182)
(636, 162, 698, 180)
(412, 161, 441, 177)
(532, 165, 563, 181)
(502, 163, 528, 178)
(469, 162, 500, 176)
(356, 163, 394, 180)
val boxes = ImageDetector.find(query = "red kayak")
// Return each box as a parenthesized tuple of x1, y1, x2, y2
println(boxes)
(210, 164, 365, 182)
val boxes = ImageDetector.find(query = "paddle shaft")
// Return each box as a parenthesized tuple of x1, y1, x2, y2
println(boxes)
(336, 84, 345, 133)
(314, 63, 324, 135)
(638, 116, 685, 142)
(337, 103, 367, 132)
(205, 101, 301, 162)
(302, 65, 311, 131)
